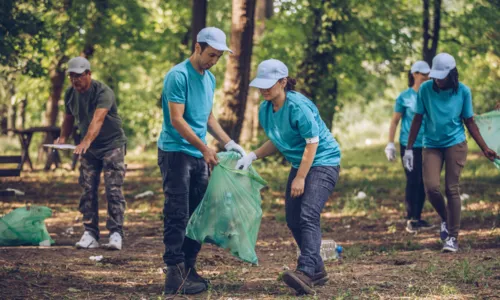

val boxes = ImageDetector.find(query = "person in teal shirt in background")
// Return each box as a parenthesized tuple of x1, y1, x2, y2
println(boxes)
(236, 59, 341, 295)
(403, 53, 498, 253)
(158, 27, 246, 295)
(385, 61, 434, 233)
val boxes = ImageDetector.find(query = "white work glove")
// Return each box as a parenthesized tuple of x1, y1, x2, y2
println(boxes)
(235, 152, 257, 170)
(224, 140, 247, 157)
(384, 142, 397, 161)
(403, 149, 414, 172)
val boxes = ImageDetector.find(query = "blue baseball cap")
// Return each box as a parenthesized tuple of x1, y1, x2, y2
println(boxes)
(429, 53, 456, 79)
(197, 27, 233, 53)
(410, 61, 430, 74)
(249, 59, 289, 89)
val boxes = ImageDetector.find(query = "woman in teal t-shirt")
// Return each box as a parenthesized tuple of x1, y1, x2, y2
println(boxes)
(404, 53, 498, 253)
(385, 61, 433, 233)
(236, 59, 341, 295)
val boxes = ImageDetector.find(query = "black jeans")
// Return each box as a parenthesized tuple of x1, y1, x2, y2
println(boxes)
(400, 145, 426, 220)
(285, 166, 340, 277)
(158, 149, 209, 266)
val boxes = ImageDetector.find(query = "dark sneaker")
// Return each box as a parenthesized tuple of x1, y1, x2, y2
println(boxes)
(283, 270, 315, 295)
(416, 219, 435, 231)
(185, 266, 210, 288)
(164, 263, 206, 295)
(440, 221, 449, 242)
(442, 237, 458, 253)
(311, 268, 329, 286)
(406, 220, 419, 233)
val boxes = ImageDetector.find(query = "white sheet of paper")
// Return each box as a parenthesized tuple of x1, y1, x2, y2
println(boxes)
(43, 144, 77, 150)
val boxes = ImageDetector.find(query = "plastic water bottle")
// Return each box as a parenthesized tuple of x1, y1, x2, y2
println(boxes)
(297, 239, 343, 261)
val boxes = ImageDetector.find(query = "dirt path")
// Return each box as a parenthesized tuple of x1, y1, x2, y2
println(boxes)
(1, 162, 499, 299)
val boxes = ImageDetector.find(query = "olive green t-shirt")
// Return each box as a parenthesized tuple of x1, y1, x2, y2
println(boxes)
(64, 80, 127, 158)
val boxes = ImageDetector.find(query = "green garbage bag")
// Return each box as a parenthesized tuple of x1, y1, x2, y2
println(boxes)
(0, 205, 54, 246)
(186, 151, 267, 264)
(475, 110, 500, 169)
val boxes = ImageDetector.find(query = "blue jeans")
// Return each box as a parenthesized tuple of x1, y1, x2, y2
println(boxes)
(285, 166, 340, 276)
(158, 149, 209, 266)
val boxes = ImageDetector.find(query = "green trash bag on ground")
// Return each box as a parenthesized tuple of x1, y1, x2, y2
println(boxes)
(0, 205, 54, 246)
(186, 151, 267, 264)
(475, 110, 500, 169)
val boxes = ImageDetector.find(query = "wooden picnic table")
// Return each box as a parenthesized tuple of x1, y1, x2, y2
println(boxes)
(7, 126, 80, 171)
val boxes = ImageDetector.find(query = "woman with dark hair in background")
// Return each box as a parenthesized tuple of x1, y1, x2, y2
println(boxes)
(403, 53, 499, 253)
(385, 61, 434, 233)
(236, 59, 341, 295)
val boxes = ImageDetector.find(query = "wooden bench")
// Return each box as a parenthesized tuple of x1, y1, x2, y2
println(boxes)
(0, 155, 22, 197)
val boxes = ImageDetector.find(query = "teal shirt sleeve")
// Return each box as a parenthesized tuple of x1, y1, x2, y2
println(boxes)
(291, 104, 319, 139)
(163, 71, 187, 104)
(394, 95, 404, 113)
(415, 88, 425, 115)
(461, 87, 474, 119)
(96, 86, 115, 110)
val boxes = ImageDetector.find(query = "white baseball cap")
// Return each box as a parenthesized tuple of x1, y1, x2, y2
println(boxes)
(410, 61, 430, 74)
(67, 57, 91, 74)
(429, 53, 456, 79)
(197, 27, 233, 53)
(249, 59, 289, 89)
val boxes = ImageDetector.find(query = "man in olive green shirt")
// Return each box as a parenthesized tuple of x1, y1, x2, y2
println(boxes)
(57, 56, 127, 250)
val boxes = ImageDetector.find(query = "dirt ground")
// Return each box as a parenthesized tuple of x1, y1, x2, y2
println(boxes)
(1, 159, 499, 299)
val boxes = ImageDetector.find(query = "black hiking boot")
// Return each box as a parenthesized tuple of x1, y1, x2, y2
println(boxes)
(163, 263, 206, 295)
(185, 263, 210, 288)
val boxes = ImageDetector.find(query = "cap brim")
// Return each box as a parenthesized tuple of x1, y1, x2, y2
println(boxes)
(413, 67, 430, 74)
(207, 42, 233, 54)
(67, 68, 87, 74)
(249, 78, 278, 89)
(429, 69, 449, 79)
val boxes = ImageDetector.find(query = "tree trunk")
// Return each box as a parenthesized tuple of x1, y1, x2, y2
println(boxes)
(423, 0, 441, 65)
(216, 0, 257, 149)
(45, 57, 68, 127)
(7, 96, 16, 136)
(0, 104, 7, 134)
(6, 80, 16, 136)
(39, 56, 68, 163)
(240, 0, 272, 145)
(298, 0, 338, 129)
(16, 96, 26, 130)
(191, 0, 208, 52)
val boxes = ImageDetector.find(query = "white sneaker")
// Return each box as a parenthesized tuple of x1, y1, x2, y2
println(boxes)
(75, 231, 100, 249)
(102, 232, 122, 250)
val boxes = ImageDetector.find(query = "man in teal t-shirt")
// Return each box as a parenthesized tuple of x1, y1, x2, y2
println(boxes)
(158, 27, 246, 295)
(58, 56, 127, 251)
(404, 53, 498, 253)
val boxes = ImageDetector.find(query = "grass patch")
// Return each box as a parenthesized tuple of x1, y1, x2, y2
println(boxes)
(446, 259, 492, 284)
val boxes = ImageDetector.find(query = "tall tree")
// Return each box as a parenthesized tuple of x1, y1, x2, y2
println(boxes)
(217, 0, 257, 146)
(422, 0, 442, 65)
(191, 0, 208, 52)
(297, 0, 338, 129)
(240, 0, 273, 145)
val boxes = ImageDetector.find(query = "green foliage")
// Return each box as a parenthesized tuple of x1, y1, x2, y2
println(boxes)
(1, 0, 499, 149)
(0, 0, 48, 77)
